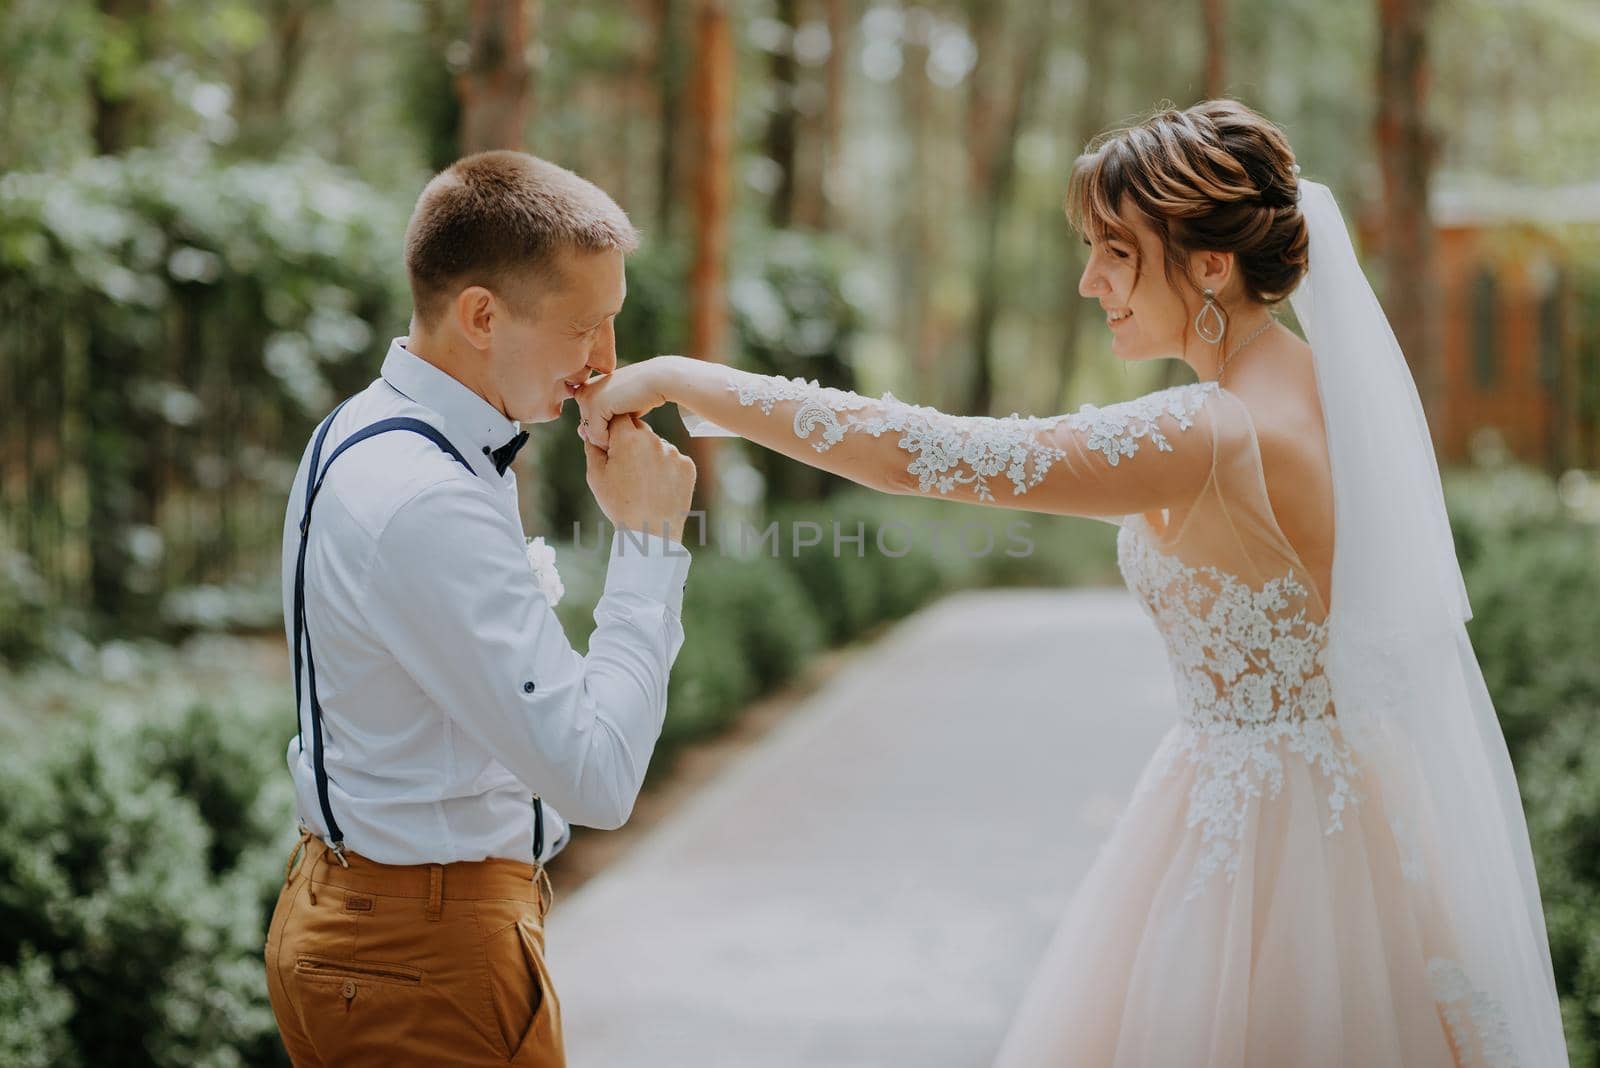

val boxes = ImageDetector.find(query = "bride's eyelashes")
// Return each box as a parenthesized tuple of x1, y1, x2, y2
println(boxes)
(1082, 237, 1132, 260)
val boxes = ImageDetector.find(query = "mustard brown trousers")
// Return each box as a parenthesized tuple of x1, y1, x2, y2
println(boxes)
(265, 828, 565, 1066)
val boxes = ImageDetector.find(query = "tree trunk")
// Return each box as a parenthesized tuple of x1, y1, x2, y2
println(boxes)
(1202, 0, 1227, 100)
(688, 0, 734, 511)
(1375, 0, 1441, 412)
(788, 0, 832, 230)
(456, 0, 536, 154)
(87, 0, 160, 628)
(968, 2, 1051, 415)
(91, 0, 153, 153)
(1053, 0, 1118, 405)
(652, 0, 686, 235)
(818, 0, 850, 230)
(898, 23, 939, 399)
(764, 0, 801, 227)
(231, 0, 316, 155)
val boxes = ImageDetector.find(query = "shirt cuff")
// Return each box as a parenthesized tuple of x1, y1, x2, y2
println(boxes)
(538, 805, 571, 864)
(604, 528, 692, 615)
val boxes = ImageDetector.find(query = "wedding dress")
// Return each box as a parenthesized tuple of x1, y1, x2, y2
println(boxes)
(987, 380, 1506, 1066)
(680, 180, 1568, 1066)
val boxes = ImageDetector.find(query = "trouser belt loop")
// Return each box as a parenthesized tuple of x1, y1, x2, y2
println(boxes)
(284, 826, 313, 888)
(306, 845, 325, 906)
(425, 863, 444, 921)
(534, 863, 554, 922)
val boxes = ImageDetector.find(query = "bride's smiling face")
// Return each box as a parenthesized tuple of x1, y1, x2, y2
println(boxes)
(1077, 202, 1219, 364)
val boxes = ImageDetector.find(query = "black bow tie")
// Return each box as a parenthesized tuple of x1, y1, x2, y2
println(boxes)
(489, 430, 529, 476)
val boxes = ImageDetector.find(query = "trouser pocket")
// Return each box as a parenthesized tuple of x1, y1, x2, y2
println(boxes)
(295, 955, 424, 987)
(284, 953, 441, 1067)
(483, 916, 564, 1064)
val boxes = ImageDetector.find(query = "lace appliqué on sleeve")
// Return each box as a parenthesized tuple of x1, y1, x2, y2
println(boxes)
(730, 378, 1218, 503)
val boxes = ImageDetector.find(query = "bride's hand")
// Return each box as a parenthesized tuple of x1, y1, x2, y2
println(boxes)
(575, 359, 674, 450)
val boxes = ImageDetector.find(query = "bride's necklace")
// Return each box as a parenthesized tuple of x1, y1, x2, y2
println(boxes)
(1215, 317, 1276, 384)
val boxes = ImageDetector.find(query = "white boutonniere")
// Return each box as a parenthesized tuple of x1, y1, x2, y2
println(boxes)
(524, 535, 564, 607)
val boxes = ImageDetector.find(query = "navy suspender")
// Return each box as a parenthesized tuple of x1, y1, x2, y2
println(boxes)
(294, 403, 546, 864)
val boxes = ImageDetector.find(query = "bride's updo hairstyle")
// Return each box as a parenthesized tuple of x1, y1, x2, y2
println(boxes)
(1067, 99, 1309, 305)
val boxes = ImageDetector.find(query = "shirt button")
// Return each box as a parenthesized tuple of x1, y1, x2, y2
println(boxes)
(522, 681, 536, 693)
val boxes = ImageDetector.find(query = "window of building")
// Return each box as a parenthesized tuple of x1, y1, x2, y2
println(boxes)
(1538, 269, 1564, 389)
(1471, 267, 1499, 389)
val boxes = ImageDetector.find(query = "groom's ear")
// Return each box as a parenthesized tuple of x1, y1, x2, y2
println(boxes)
(454, 285, 499, 350)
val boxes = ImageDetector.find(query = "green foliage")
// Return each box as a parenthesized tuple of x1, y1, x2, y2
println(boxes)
(664, 612, 759, 745)
(0, 947, 75, 1068)
(731, 230, 866, 383)
(689, 551, 826, 692)
(0, 151, 408, 637)
(0, 709, 293, 1067)
(1445, 463, 1600, 1059)
(0, 533, 61, 668)
(730, 231, 871, 504)
(136, 702, 289, 875)
(1464, 524, 1600, 759)
(1522, 717, 1600, 1066)
(1445, 464, 1574, 578)
(1447, 466, 1600, 762)
(768, 490, 1120, 643)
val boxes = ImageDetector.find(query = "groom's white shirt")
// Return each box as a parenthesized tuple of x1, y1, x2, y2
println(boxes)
(279, 337, 691, 866)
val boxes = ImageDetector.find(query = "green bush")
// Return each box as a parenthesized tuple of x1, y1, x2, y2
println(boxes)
(686, 551, 825, 692)
(0, 948, 75, 1068)
(767, 490, 1122, 641)
(0, 152, 409, 634)
(728, 230, 870, 506)
(1521, 715, 1600, 1066)
(660, 551, 828, 750)
(0, 534, 59, 668)
(0, 713, 291, 1067)
(1444, 463, 1573, 576)
(768, 507, 890, 643)
(1444, 463, 1600, 1061)
(662, 610, 760, 747)
(1458, 513, 1600, 762)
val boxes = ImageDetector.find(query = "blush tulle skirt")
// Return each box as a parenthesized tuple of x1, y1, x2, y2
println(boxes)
(991, 719, 1502, 1067)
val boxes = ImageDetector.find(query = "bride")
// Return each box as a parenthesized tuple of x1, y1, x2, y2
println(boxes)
(576, 99, 1568, 1066)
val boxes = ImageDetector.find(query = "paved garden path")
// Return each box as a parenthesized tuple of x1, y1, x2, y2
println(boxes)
(548, 588, 1177, 1067)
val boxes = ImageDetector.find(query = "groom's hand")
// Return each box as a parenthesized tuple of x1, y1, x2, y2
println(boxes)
(584, 414, 696, 544)
(575, 360, 671, 451)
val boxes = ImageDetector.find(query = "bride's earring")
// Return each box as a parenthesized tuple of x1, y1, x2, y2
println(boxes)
(1194, 288, 1226, 345)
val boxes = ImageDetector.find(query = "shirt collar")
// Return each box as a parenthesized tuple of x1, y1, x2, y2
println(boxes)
(380, 337, 522, 479)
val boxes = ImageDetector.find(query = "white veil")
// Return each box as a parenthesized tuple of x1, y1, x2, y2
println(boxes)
(1291, 179, 1567, 1065)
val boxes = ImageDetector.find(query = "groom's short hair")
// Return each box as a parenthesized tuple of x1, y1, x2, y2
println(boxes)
(404, 151, 639, 326)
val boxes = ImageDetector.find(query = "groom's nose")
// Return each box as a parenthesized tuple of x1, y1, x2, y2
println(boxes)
(587, 320, 618, 375)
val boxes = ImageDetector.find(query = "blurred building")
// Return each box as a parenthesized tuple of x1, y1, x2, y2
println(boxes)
(1427, 179, 1600, 471)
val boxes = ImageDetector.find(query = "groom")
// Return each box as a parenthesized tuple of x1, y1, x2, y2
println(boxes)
(264, 150, 696, 1066)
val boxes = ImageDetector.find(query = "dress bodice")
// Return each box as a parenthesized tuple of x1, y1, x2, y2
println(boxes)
(1115, 510, 1359, 904)
(1116, 514, 1334, 731)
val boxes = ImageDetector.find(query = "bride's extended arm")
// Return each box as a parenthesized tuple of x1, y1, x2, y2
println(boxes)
(577, 355, 1220, 519)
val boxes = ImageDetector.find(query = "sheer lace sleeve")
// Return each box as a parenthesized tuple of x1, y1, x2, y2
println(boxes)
(708, 374, 1222, 521)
